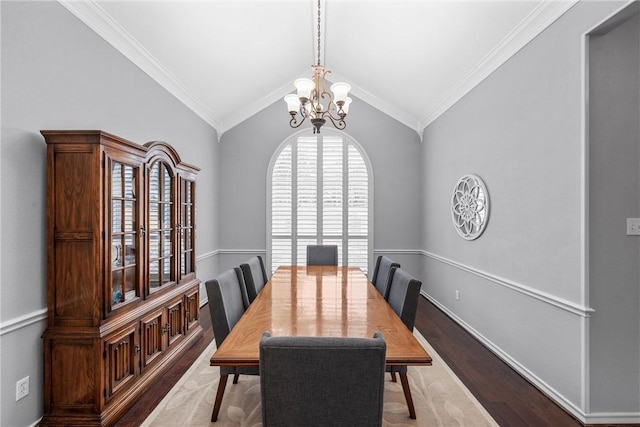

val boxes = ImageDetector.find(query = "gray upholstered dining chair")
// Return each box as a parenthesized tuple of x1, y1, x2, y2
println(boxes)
(205, 268, 258, 422)
(306, 244, 338, 266)
(386, 267, 422, 419)
(371, 255, 401, 300)
(259, 332, 386, 427)
(239, 255, 269, 303)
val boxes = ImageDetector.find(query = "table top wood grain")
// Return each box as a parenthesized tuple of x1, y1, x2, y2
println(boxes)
(210, 266, 432, 367)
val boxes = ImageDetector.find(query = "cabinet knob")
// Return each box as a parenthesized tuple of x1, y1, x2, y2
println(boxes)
(134, 345, 141, 355)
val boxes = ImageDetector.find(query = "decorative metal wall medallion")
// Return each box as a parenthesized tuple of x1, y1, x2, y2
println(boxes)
(451, 174, 489, 240)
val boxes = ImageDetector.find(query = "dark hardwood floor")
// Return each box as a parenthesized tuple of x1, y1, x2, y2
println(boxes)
(414, 296, 581, 427)
(117, 295, 584, 426)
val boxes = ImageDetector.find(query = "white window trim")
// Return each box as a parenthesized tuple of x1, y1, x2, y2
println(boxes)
(266, 128, 374, 275)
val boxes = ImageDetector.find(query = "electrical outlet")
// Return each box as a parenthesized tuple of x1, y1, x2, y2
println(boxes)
(455, 290, 460, 301)
(627, 218, 640, 236)
(16, 376, 29, 401)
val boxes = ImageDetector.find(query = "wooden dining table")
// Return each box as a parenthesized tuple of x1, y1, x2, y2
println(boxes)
(210, 265, 432, 368)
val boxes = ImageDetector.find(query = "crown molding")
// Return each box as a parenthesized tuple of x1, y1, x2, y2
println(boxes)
(218, 70, 309, 139)
(57, 0, 222, 131)
(419, 0, 579, 132)
(330, 71, 423, 135)
(58, 0, 578, 142)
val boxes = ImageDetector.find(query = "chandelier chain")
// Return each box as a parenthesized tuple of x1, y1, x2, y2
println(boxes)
(317, 0, 321, 66)
(284, 0, 351, 134)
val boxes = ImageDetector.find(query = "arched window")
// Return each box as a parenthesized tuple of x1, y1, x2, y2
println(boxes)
(267, 130, 373, 274)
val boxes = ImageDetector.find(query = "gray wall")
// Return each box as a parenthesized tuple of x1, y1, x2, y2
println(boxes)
(217, 94, 423, 279)
(588, 9, 640, 414)
(3, 0, 638, 425)
(0, 2, 218, 426)
(421, 0, 637, 422)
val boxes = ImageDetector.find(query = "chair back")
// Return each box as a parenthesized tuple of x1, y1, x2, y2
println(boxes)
(259, 332, 386, 427)
(387, 267, 422, 331)
(371, 255, 400, 300)
(205, 268, 250, 348)
(240, 255, 268, 303)
(306, 244, 338, 266)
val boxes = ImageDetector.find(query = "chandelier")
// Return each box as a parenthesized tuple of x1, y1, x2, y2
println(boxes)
(284, 0, 352, 134)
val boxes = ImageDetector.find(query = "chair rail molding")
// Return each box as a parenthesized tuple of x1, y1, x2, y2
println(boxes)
(196, 250, 219, 262)
(373, 249, 423, 255)
(421, 250, 594, 317)
(216, 249, 267, 255)
(0, 308, 48, 336)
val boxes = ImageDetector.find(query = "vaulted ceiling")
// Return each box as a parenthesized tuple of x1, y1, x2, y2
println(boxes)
(59, 0, 577, 138)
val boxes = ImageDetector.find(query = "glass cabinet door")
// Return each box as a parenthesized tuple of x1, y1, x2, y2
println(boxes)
(148, 161, 175, 293)
(110, 161, 140, 310)
(178, 178, 196, 281)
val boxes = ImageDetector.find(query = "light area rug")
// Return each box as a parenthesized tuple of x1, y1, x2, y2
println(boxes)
(142, 331, 498, 427)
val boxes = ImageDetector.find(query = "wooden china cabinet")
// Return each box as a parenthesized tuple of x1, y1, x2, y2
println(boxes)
(40, 130, 202, 427)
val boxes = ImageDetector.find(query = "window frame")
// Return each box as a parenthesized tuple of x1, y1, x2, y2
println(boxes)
(266, 129, 374, 275)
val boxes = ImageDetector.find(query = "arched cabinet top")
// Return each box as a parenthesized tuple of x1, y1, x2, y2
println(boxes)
(145, 140, 200, 174)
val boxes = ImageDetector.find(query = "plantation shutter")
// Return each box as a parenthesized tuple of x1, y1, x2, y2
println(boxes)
(269, 131, 370, 274)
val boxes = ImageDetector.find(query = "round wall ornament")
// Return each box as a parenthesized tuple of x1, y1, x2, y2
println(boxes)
(451, 174, 490, 240)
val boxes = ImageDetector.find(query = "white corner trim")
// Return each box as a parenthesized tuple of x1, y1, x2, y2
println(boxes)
(419, 0, 579, 131)
(422, 291, 588, 423)
(57, 0, 222, 131)
(0, 308, 47, 336)
(330, 70, 422, 134)
(421, 250, 594, 317)
(218, 70, 307, 137)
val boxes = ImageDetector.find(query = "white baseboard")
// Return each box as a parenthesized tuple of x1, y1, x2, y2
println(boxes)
(422, 291, 640, 425)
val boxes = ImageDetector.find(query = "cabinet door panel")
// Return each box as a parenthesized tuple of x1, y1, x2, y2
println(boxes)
(178, 178, 196, 282)
(185, 288, 199, 333)
(166, 298, 185, 347)
(105, 326, 138, 400)
(55, 240, 95, 323)
(108, 158, 142, 312)
(141, 308, 165, 369)
(147, 161, 176, 294)
(49, 340, 96, 408)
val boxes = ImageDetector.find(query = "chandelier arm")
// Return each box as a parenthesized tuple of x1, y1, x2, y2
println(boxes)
(289, 114, 307, 129)
(325, 113, 346, 130)
(324, 102, 345, 121)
